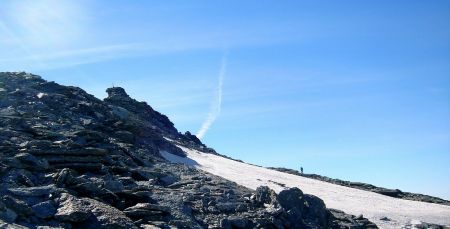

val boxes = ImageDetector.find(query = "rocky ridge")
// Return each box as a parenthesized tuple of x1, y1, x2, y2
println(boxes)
(268, 167, 450, 206)
(0, 72, 377, 228)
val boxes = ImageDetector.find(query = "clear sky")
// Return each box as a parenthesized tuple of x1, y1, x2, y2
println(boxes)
(1, 0, 449, 199)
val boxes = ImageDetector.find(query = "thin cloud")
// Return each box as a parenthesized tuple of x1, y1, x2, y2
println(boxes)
(0, 0, 89, 70)
(0, 1, 296, 71)
(0, 20, 48, 69)
(0, 41, 197, 70)
(0, 0, 301, 71)
(5, 0, 88, 48)
(196, 54, 227, 140)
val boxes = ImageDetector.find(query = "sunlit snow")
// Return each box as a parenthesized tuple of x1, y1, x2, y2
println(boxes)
(161, 146, 450, 229)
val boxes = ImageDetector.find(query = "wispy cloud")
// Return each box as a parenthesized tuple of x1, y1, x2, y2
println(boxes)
(0, 39, 230, 71)
(196, 54, 227, 139)
(0, 20, 48, 69)
(0, 0, 90, 70)
(4, 0, 88, 48)
(0, 0, 302, 71)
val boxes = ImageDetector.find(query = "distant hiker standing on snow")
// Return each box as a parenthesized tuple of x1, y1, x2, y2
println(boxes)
(300, 167, 303, 174)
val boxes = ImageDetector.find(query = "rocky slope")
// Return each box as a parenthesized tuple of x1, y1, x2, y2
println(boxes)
(0, 72, 378, 229)
(268, 167, 450, 206)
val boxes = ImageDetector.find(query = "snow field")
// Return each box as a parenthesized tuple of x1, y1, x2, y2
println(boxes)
(161, 146, 450, 229)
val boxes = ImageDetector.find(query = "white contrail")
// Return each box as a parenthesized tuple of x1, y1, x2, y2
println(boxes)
(196, 54, 227, 140)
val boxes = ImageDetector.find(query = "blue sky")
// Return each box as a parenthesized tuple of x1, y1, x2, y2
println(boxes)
(1, 0, 449, 199)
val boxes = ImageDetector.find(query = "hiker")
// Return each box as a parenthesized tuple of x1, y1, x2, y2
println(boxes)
(300, 167, 303, 174)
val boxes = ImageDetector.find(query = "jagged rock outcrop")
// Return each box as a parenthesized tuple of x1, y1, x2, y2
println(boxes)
(0, 72, 377, 228)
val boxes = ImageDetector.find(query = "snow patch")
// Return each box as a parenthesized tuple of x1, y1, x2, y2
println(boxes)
(36, 92, 46, 99)
(162, 146, 450, 229)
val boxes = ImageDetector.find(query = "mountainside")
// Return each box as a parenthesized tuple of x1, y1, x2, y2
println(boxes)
(161, 147, 450, 229)
(0, 72, 379, 229)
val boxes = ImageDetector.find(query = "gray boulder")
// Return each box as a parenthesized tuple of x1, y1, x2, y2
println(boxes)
(254, 186, 278, 206)
(32, 201, 57, 219)
(55, 193, 137, 228)
(277, 187, 304, 210)
(0, 201, 17, 223)
(278, 187, 331, 228)
(1, 196, 33, 217)
(55, 193, 92, 222)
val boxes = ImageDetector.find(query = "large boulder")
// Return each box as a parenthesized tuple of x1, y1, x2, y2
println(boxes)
(55, 193, 93, 223)
(55, 193, 137, 228)
(0, 200, 17, 223)
(301, 194, 330, 228)
(277, 187, 304, 210)
(1, 196, 33, 217)
(32, 201, 57, 219)
(278, 188, 330, 228)
(254, 186, 278, 206)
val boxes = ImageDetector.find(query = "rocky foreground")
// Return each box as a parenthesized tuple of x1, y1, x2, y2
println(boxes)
(0, 72, 379, 228)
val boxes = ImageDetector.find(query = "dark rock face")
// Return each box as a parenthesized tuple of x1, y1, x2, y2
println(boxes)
(279, 189, 321, 228)
(254, 186, 278, 206)
(104, 86, 179, 138)
(106, 87, 131, 101)
(277, 188, 305, 210)
(31, 201, 56, 219)
(0, 72, 378, 228)
(184, 131, 204, 146)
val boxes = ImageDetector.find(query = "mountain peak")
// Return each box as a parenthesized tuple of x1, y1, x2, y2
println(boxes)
(106, 86, 131, 101)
